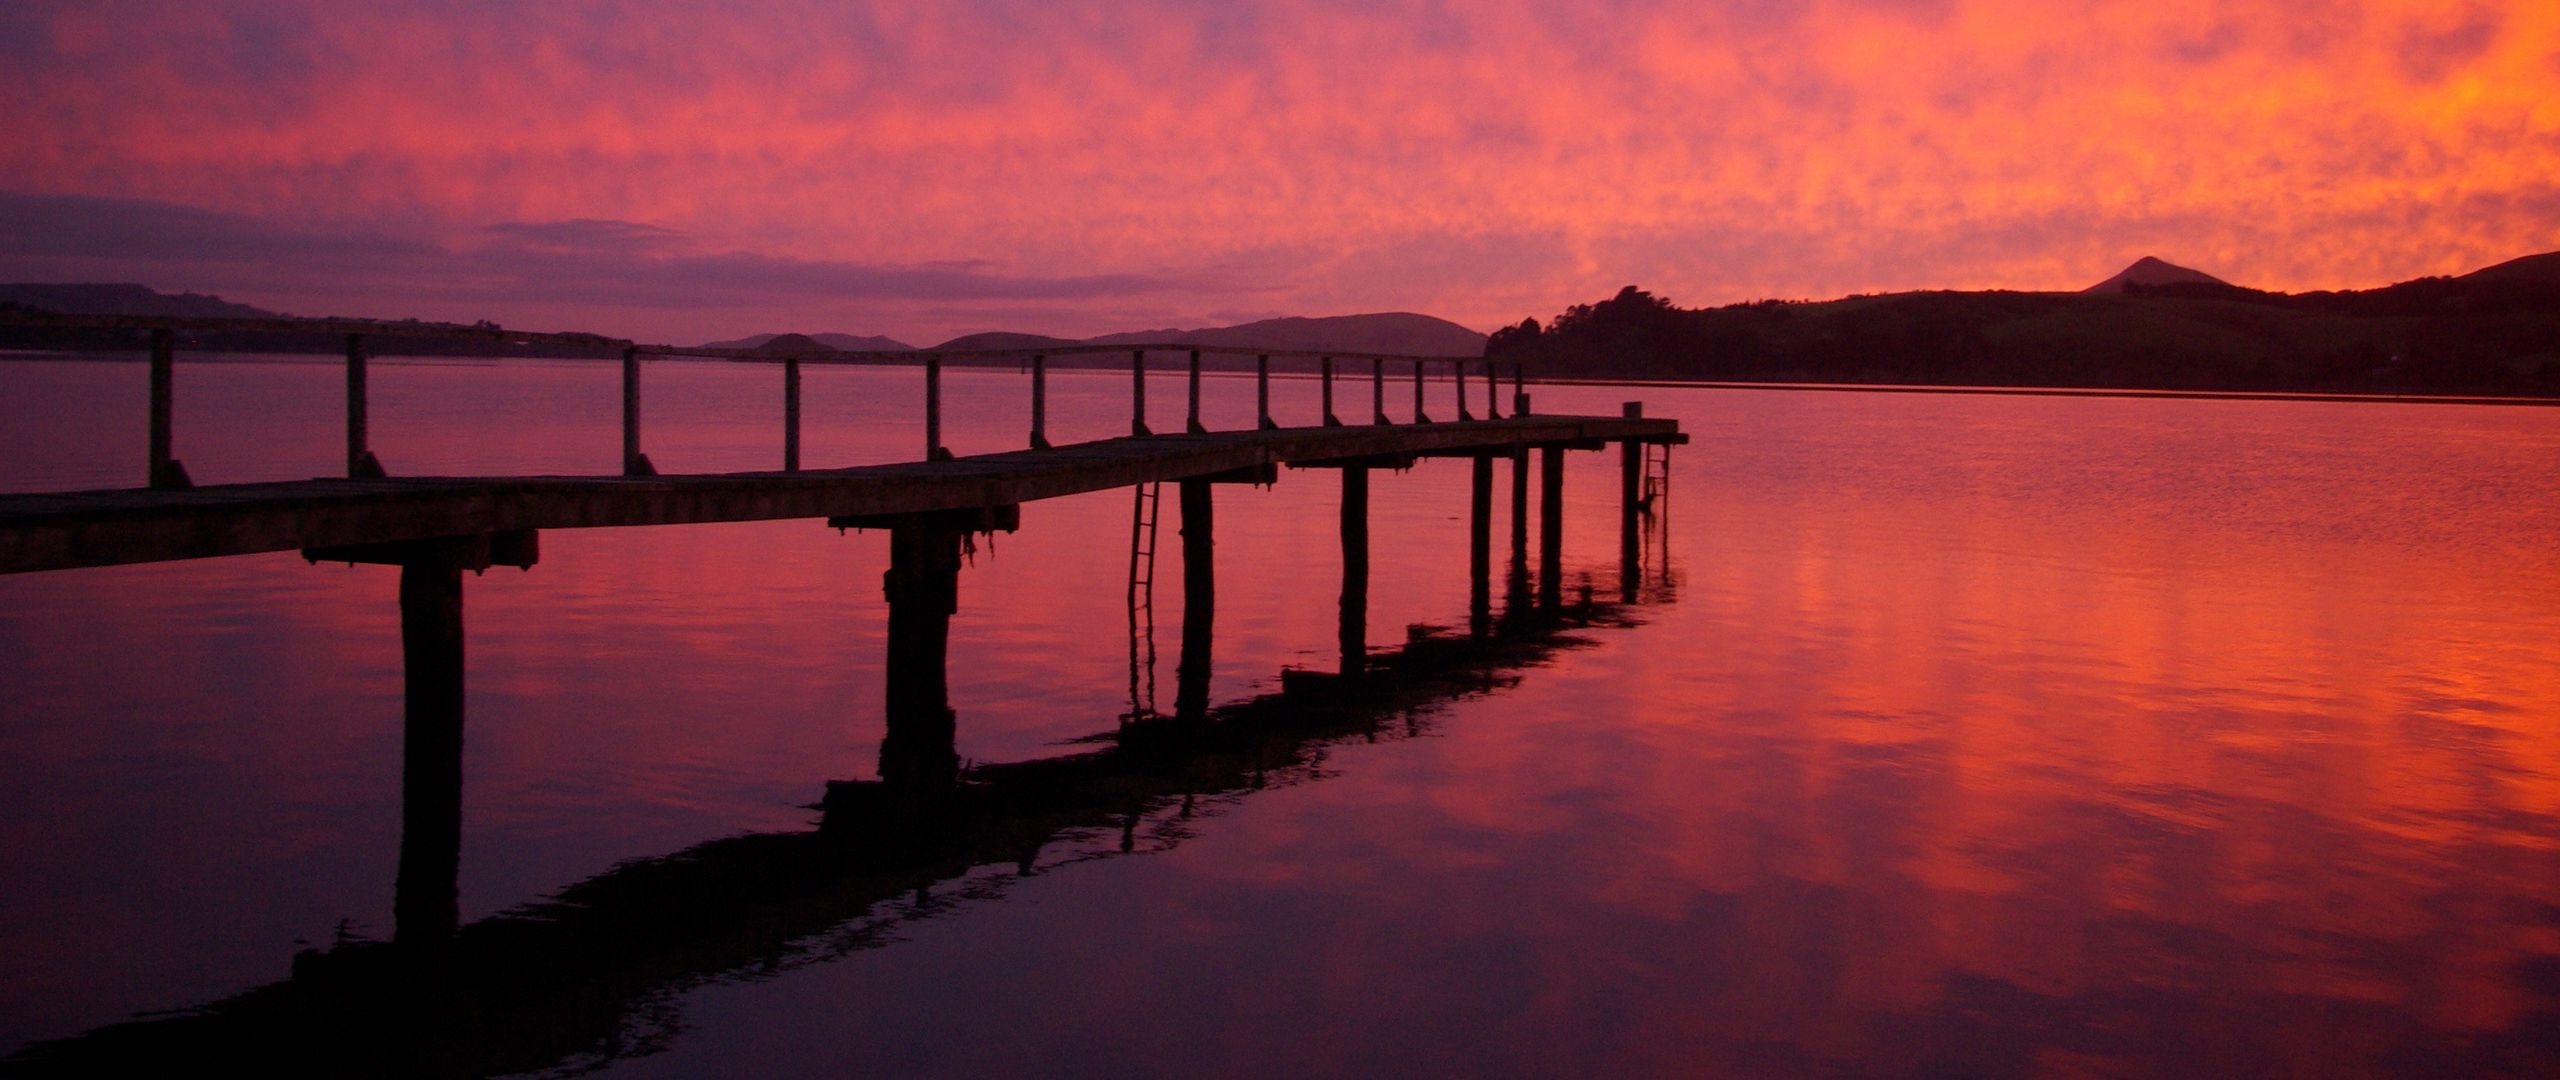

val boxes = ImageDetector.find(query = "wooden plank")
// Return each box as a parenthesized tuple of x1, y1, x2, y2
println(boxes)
(0, 416, 1683, 576)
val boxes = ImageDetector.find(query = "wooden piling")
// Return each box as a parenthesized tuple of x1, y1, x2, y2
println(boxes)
(1485, 361, 1502, 419)
(1131, 349, 1151, 436)
(1176, 479, 1214, 721)
(621, 347, 654, 476)
(1470, 454, 1493, 637)
(1456, 359, 1473, 422)
(881, 523, 961, 791)
(1539, 445, 1564, 609)
(1322, 356, 1340, 427)
(345, 333, 384, 478)
(1187, 349, 1206, 434)
(1508, 447, 1530, 606)
(1372, 358, 1389, 425)
(926, 354, 946, 459)
(1031, 354, 1051, 449)
(1513, 364, 1529, 416)
(783, 356, 802, 471)
(1414, 360, 1431, 423)
(1339, 466, 1369, 675)
(147, 328, 182, 488)
(394, 558, 464, 944)
(1256, 354, 1275, 430)
(1620, 403, 1643, 602)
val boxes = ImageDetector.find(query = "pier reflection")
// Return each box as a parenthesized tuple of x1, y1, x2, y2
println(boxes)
(2, 557, 1660, 1080)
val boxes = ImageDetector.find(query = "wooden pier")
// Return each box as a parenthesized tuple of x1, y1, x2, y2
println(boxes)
(0, 310, 1685, 947)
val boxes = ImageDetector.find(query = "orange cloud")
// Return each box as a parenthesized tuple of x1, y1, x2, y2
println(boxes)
(1, 0, 2553, 342)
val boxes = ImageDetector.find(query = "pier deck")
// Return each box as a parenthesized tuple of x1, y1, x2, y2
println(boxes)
(0, 414, 1680, 575)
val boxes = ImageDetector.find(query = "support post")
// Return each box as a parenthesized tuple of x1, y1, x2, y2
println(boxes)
(621, 347, 655, 476)
(1132, 349, 1151, 436)
(783, 356, 802, 471)
(1321, 356, 1340, 427)
(1470, 454, 1493, 637)
(1256, 354, 1275, 430)
(1372, 357, 1389, 425)
(1031, 353, 1051, 449)
(1508, 447, 1531, 611)
(1485, 361, 1502, 419)
(1539, 445, 1565, 609)
(394, 559, 464, 945)
(1514, 364, 1530, 416)
(1620, 403, 1643, 602)
(1339, 465, 1369, 675)
(346, 333, 384, 478)
(1176, 479, 1214, 721)
(926, 354, 947, 460)
(1455, 359, 1473, 422)
(881, 523, 962, 792)
(1414, 360, 1431, 423)
(146, 328, 189, 488)
(1187, 349, 1206, 434)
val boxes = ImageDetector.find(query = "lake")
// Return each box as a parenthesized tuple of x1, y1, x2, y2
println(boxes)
(2, 354, 2556, 1076)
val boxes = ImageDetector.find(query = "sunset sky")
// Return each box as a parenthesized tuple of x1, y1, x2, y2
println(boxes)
(3, 0, 2555, 345)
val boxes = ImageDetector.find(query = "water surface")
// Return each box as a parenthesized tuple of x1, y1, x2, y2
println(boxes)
(1, 354, 2554, 1076)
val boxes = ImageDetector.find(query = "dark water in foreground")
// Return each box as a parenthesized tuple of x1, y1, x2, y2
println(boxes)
(2, 355, 2557, 1076)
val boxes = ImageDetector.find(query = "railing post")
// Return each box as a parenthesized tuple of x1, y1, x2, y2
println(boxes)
(1132, 349, 1151, 436)
(146, 328, 188, 488)
(1513, 363, 1529, 416)
(1485, 361, 1502, 419)
(1187, 349, 1205, 434)
(1031, 353, 1051, 449)
(1455, 359, 1474, 422)
(926, 353, 948, 460)
(621, 346, 654, 476)
(1371, 357, 1389, 425)
(345, 333, 385, 478)
(1413, 360, 1431, 423)
(1321, 356, 1339, 427)
(783, 356, 802, 471)
(1256, 354, 1275, 430)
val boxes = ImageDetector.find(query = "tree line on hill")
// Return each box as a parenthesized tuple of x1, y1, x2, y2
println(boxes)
(1487, 267, 2560, 396)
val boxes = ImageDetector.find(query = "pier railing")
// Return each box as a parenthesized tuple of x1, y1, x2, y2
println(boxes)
(1, 310, 1528, 489)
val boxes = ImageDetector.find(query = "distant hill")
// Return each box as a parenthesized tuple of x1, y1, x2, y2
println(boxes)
(2084, 256, 2231, 294)
(700, 331, 914, 351)
(0, 282, 281, 319)
(2462, 251, 2560, 286)
(1084, 313, 1485, 356)
(930, 331, 1085, 351)
(1489, 253, 2560, 396)
(752, 333, 834, 354)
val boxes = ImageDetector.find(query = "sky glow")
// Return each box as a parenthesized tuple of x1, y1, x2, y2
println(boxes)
(3, 0, 2555, 344)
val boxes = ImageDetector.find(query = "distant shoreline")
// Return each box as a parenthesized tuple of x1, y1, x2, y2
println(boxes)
(8, 348, 2553, 406)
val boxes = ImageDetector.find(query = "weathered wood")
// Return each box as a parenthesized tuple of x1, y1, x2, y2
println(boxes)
(880, 523, 961, 792)
(783, 357, 802, 472)
(1, 415, 1682, 576)
(1256, 355, 1275, 430)
(346, 334, 386, 478)
(621, 348, 654, 477)
(1470, 454, 1493, 637)
(1539, 445, 1564, 608)
(395, 557, 464, 944)
(926, 354, 946, 461)
(1372, 358, 1389, 425)
(1030, 354, 1051, 450)
(829, 505, 1021, 533)
(1131, 349, 1151, 437)
(1321, 356, 1340, 427)
(306, 529, 539, 572)
(1621, 403, 1643, 602)
(1508, 447, 1530, 608)
(1175, 479, 1213, 721)
(1485, 361, 1501, 419)
(147, 329, 187, 489)
(1187, 350, 1206, 434)
(1513, 365, 1529, 416)
(1339, 466, 1368, 676)
(1414, 360, 1432, 424)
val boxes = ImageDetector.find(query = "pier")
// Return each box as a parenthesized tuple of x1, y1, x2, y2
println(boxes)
(0, 312, 1685, 941)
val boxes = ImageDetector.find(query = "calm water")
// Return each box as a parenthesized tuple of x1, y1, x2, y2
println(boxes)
(2, 355, 2556, 1076)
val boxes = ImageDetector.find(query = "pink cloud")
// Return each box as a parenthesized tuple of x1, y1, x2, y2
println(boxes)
(2, 0, 2554, 343)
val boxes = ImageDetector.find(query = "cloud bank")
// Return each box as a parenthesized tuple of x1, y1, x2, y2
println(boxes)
(2, 0, 2553, 342)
